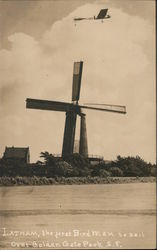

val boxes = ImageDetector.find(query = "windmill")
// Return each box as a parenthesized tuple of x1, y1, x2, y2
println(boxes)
(26, 61, 126, 158)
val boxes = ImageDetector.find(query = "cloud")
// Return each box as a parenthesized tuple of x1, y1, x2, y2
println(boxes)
(0, 0, 88, 49)
(105, 0, 155, 25)
(0, 3, 155, 163)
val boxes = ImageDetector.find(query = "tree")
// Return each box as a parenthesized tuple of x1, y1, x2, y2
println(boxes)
(110, 167, 123, 177)
(63, 153, 91, 177)
(40, 151, 57, 166)
(99, 169, 111, 177)
(55, 161, 73, 177)
(115, 155, 151, 176)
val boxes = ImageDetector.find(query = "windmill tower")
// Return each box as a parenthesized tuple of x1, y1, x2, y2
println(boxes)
(26, 61, 126, 158)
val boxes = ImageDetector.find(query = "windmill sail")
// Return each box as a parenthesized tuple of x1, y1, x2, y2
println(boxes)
(80, 103, 126, 114)
(26, 98, 72, 112)
(72, 61, 83, 101)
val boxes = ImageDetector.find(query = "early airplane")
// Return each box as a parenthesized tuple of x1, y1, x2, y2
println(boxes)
(74, 9, 111, 22)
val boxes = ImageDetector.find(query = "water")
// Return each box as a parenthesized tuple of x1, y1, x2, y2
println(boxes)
(0, 183, 156, 249)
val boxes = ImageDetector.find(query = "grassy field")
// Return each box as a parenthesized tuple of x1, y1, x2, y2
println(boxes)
(0, 182, 156, 249)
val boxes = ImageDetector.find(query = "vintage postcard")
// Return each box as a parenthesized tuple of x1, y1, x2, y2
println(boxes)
(0, 0, 156, 249)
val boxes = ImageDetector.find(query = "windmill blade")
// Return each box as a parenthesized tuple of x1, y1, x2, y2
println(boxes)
(84, 103, 126, 109)
(72, 61, 83, 102)
(79, 103, 126, 114)
(97, 9, 108, 19)
(26, 98, 72, 112)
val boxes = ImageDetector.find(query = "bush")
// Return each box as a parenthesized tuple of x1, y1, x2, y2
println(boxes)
(48, 178, 56, 184)
(150, 165, 156, 177)
(99, 169, 111, 177)
(63, 153, 90, 168)
(115, 155, 152, 177)
(55, 161, 73, 177)
(110, 167, 123, 177)
(0, 153, 154, 178)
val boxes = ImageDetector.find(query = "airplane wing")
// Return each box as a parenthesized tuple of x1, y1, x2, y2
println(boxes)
(97, 9, 108, 19)
(74, 17, 86, 21)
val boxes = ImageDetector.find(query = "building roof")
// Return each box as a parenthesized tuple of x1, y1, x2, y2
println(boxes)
(4, 147, 29, 159)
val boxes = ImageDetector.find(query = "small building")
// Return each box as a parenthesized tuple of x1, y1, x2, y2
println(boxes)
(3, 147, 30, 164)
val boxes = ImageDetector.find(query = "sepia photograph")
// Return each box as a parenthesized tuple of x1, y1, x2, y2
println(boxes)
(0, 0, 156, 249)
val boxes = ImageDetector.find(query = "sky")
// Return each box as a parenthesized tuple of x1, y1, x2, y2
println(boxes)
(0, 0, 156, 163)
